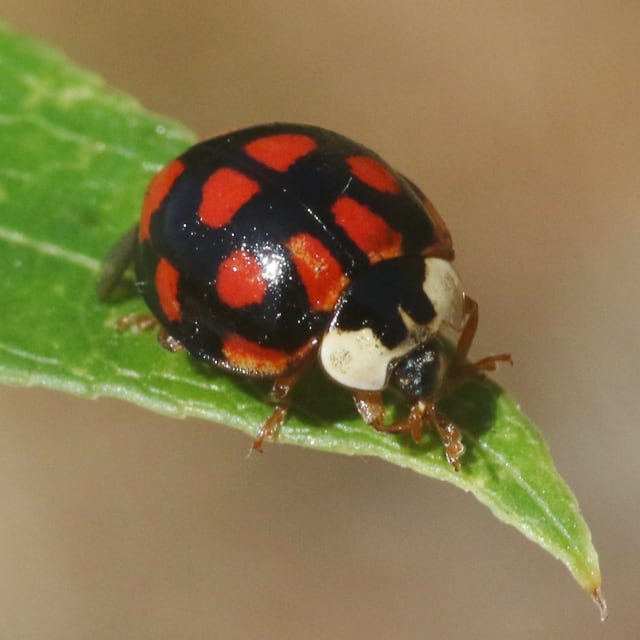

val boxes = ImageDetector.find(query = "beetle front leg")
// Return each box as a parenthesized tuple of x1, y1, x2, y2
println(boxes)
(422, 403, 465, 471)
(353, 391, 464, 471)
(453, 295, 512, 376)
(353, 390, 386, 429)
(402, 400, 465, 471)
(352, 391, 424, 443)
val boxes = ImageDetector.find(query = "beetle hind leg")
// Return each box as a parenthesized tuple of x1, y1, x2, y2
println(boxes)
(96, 225, 138, 301)
(115, 312, 158, 333)
(115, 313, 183, 353)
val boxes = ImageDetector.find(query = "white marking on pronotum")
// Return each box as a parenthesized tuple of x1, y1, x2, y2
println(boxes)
(0, 226, 100, 273)
(421, 257, 465, 331)
(319, 258, 465, 391)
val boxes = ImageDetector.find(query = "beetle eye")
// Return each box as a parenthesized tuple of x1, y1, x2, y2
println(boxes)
(391, 341, 444, 400)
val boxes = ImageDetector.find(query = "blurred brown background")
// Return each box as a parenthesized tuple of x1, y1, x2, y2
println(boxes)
(0, 1, 638, 638)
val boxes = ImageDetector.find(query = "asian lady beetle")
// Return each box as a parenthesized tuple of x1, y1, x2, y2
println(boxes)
(99, 123, 509, 470)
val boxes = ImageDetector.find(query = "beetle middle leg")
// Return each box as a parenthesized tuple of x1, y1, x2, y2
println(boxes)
(252, 348, 317, 452)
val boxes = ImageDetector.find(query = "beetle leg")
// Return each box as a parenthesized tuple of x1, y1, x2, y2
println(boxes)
(353, 392, 464, 471)
(453, 295, 512, 376)
(116, 313, 158, 332)
(252, 405, 289, 453)
(96, 225, 138, 301)
(252, 348, 318, 452)
(157, 328, 184, 353)
(453, 295, 480, 369)
(459, 353, 513, 376)
(115, 312, 158, 333)
(423, 403, 465, 471)
(353, 390, 386, 428)
(115, 313, 183, 353)
(404, 401, 465, 471)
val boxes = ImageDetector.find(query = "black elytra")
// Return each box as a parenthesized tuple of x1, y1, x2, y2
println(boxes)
(131, 123, 454, 377)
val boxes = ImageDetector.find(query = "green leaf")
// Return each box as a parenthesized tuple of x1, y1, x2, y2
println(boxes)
(0, 21, 605, 617)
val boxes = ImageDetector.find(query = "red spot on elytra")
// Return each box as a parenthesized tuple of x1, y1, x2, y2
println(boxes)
(199, 168, 261, 228)
(244, 134, 318, 172)
(217, 249, 268, 308)
(346, 156, 400, 194)
(286, 233, 348, 312)
(155, 258, 181, 322)
(139, 160, 185, 241)
(222, 333, 291, 376)
(332, 196, 403, 264)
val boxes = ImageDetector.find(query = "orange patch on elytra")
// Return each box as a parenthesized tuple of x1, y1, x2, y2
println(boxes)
(155, 258, 181, 322)
(199, 168, 261, 228)
(139, 160, 185, 241)
(331, 196, 403, 263)
(244, 134, 318, 172)
(222, 333, 292, 376)
(217, 250, 268, 308)
(347, 156, 400, 194)
(286, 233, 348, 312)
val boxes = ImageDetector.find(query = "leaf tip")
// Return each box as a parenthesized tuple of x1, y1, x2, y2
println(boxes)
(590, 586, 608, 622)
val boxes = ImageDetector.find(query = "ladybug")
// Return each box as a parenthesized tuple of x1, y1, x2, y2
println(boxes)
(99, 123, 509, 470)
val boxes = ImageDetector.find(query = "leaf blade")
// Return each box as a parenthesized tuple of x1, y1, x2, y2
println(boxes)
(0, 20, 603, 613)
